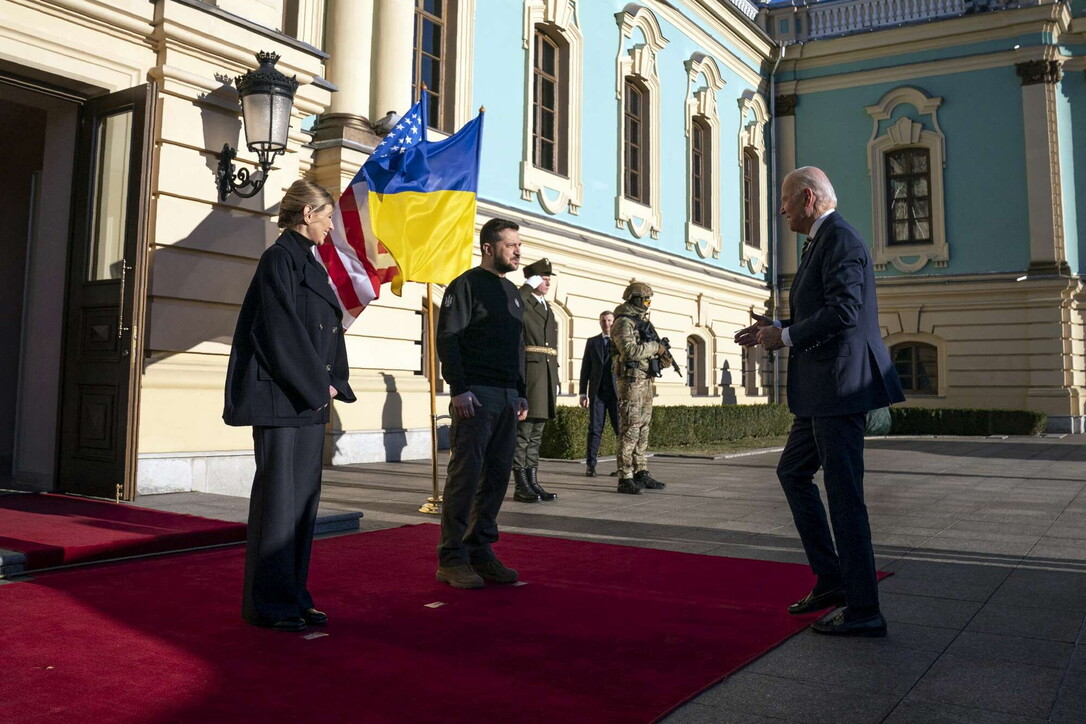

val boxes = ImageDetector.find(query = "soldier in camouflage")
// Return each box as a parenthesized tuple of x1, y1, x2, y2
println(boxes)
(610, 281, 671, 494)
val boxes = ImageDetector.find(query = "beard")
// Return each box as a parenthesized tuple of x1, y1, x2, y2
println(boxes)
(494, 257, 519, 273)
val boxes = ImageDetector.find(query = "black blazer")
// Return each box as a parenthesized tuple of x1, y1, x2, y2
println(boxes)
(783, 212, 904, 417)
(223, 230, 356, 427)
(578, 334, 616, 399)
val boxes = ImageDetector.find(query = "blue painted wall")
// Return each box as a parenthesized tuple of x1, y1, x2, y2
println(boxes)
(793, 66, 1030, 277)
(471, 0, 767, 277)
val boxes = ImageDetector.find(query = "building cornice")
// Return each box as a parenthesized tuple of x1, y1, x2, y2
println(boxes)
(169, 0, 329, 60)
(781, 4, 1070, 73)
(647, 1, 768, 88)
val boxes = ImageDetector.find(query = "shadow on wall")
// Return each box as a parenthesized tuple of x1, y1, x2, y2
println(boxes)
(381, 372, 407, 461)
(720, 360, 737, 405)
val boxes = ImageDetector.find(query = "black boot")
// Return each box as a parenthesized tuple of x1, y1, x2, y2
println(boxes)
(512, 468, 540, 503)
(634, 470, 666, 490)
(616, 478, 642, 495)
(585, 464, 597, 478)
(527, 467, 557, 501)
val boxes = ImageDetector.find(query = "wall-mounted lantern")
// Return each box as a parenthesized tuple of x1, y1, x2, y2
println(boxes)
(216, 51, 299, 201)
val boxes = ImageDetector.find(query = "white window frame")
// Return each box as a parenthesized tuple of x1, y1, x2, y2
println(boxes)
(737, 90, 769, 273)
(411, 0, 477, 139)
(520, 0, 583, 215)
(865, 86, 948, 273)
(884, 332, 947, 397)
(615, 5, 667, 240)
(684, 53, 725, 260)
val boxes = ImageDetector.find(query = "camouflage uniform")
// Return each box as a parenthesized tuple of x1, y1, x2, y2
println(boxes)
(610, 301, 660, 479)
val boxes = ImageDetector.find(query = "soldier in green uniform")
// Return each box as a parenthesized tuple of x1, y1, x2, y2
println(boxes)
(611, 281, 672, 494)
(512, 259, 559, 502)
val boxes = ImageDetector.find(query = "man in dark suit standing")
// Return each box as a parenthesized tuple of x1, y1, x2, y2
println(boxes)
(578, 311, 619, 477)
(736, 166, 904, 637)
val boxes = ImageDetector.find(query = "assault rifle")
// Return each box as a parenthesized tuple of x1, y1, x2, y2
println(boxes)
(638, 319, 683, 378)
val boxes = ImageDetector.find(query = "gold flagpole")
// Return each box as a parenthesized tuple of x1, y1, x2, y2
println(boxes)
(419, 282, 442, 514)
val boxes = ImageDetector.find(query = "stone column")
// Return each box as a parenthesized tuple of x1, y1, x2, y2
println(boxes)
(774, 93, 798, 278)
(1017, 59, 1068, 275)
(311, 0, 378, 193)
(372, 0, 415, 121)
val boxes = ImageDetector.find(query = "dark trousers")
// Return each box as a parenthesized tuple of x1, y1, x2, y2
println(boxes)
(776, 413, 879, 610)
(243, 423, 325, 624)
(585, 393, 619, 467)
(438, 385, 518, 567)
(513, 419, 546, 469)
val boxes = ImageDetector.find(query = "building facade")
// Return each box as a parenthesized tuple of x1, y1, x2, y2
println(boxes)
(1, 0, 1083, 501)
(761, 0, 1086, 431)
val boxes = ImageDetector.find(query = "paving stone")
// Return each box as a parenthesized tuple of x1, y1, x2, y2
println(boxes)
(879, 591, 984, 629)
(883, 698, 1048, 723)
(742, 631, 939, 695)
(1050, 670, 1086, 723)
(908, 654, 1065, 719)
(691, 671, 898, 724)
(659, 702, 789, 724)
(943, 630, 1074, 669)
(966, 602, 1085, 642)
(987, 568, 1086, 612)
(879, 559, 1011, 602)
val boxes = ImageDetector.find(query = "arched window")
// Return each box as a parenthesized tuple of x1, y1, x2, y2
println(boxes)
(412, 0, 459, 133)
(623, 77, 649, 205)
(686, 335, 707, 396)
(891, 342, 937, 395)
(532, 27, 567, 175)
(690, 116, 711, 229)
(742, 147, 760, 249)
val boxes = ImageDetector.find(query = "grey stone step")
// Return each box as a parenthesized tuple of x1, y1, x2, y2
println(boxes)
(315, 510, 364, 536)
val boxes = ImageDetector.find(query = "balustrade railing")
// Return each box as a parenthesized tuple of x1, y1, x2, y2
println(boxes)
(807, 0, 970, 39)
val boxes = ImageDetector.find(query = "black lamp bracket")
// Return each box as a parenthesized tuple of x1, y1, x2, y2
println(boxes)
(216, 144, 283, 202)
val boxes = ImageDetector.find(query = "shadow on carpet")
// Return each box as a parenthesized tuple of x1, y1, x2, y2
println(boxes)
(0, 493, 245, 570)
(1, 523, 841, 723)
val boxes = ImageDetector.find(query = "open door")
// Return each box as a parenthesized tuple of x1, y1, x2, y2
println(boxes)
(57, 83, 155, 500)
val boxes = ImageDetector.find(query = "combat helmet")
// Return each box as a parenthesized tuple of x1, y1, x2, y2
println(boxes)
(622, 281, 653, 301)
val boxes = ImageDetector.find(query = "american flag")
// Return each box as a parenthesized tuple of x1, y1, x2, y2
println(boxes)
(316, 102, 427, 328)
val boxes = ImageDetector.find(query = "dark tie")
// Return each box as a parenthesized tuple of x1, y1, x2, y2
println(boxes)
(801, 236, 814, 257)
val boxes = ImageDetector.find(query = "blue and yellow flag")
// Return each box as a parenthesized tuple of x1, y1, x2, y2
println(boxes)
(361, 100, 483, 295)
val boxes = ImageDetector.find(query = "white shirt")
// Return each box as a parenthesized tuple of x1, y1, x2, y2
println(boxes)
(779, 208, 836, 347)
(533, 293, 547, 310)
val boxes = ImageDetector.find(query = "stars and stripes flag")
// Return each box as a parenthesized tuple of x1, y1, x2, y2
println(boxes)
(315, 102, 427, 329)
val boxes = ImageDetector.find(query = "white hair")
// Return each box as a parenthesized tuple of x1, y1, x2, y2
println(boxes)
(785, 166, 837, 212)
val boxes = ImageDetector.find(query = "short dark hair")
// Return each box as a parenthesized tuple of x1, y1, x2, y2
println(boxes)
(480, 218, 520, 250)
(599, 310, 614, 321)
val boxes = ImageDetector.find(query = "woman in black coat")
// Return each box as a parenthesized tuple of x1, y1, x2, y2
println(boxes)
(224, 179, 356, 632)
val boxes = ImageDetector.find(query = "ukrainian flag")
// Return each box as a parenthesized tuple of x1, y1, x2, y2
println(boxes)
(361, 101, 483, 295)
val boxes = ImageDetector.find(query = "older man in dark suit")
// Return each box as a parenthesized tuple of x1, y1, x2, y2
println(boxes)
(578, 311, 619, 477)
(736, 166, 904, 637)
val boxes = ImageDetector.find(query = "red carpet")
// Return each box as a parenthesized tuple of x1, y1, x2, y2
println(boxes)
(1, 524, 858, 724)
(0, 493, 246, 570)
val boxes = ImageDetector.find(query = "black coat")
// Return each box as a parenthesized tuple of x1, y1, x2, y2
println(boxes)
(223, 229, 356, 427)
(783, 212, 904, 417)
(578, 334, 616, 400)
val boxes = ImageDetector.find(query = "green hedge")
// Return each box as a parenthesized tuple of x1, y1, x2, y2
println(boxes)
(539, 404, 793, 459)
(888, 407, 1046, 436)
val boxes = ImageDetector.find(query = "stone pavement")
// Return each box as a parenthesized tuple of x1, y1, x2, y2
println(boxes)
(139, 436, 1086, 723)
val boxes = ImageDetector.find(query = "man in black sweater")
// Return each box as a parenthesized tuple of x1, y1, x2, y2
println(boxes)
(435, 218, 530, 589)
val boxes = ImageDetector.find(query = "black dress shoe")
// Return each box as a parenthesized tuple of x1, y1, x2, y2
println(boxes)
(811, 610, 887, 637)
(269, 617, 307, 632)
(303, 608, 328, 625)
(585, 466, 597, 478)
(609, 470, 619, 477)
(788, 587, 847, 615)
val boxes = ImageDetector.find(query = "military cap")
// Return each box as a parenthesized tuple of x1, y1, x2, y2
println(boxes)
(522, 258, 556, 278)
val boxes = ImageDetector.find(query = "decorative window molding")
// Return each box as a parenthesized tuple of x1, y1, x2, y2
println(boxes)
(411, 0, 476, 135)
(737, 91, 768, 273)
(865, 86, 947, 273)
(614, 4, 667, 239)
(684, 53, 724, 260)
(520, 0, 583, 215)
(886, 334, 945, 396)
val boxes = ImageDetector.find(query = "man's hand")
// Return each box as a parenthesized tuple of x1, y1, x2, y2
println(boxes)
(734, 312, 773, 347)
(756, 324, 785, 351)
(514, 397, 530, 422)
(452, 391, 482, 419)
(579, 394, 589, 409)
